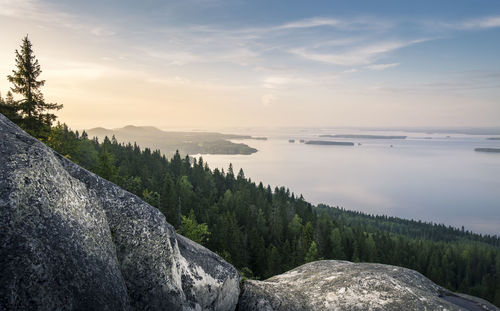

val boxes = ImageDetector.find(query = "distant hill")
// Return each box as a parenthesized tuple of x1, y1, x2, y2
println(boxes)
(86, 125, 258, 156)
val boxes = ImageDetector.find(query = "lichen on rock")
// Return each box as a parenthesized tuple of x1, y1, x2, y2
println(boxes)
(237, 260, 499, 311)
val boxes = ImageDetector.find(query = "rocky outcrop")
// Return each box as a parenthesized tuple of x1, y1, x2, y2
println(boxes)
(238, 260, 499, 311)
(0, 113, 240, 311)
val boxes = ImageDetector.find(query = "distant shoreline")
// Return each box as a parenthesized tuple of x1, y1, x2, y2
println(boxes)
(305, 140, 354, 146)
(474, 148, 500, 153)
(320, 134, 407, 139)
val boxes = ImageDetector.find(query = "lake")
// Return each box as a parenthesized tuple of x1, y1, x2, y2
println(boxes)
(194, 127, 500, 235)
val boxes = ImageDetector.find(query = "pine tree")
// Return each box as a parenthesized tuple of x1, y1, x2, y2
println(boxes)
(7, 35, 62, 139)
(237, 168, 245, 180)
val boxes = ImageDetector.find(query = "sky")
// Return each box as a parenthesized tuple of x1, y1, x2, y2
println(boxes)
(1, 0, 500, 130)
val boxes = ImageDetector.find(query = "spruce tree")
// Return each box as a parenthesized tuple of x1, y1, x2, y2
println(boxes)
(7, 35, 62, 139)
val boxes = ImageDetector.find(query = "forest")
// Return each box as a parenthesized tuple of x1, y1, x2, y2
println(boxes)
(1, 35, 499, 306)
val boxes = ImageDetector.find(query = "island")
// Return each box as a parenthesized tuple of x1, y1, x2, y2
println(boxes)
(86, 125, 257, 156)
(486, 137, 500, 140)
(474, 148, 500, 153)
(305, 140, 354, 146)
(320, 134, 407, 139)
(252, 137, 268, 140)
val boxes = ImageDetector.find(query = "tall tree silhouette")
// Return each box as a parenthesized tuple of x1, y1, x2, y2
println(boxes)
(7, 35, 62, 139)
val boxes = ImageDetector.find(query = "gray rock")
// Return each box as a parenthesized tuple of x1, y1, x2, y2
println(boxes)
(0, 113, 240, 311)
(238, 260, 499, 311)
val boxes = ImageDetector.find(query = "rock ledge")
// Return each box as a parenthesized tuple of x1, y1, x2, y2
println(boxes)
(238, 260, 499, 311)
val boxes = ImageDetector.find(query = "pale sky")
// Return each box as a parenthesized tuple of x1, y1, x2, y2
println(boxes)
(1, 0, 500, 129)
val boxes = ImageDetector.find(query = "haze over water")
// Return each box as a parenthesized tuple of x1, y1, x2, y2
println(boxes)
(195, 128, 500, 235)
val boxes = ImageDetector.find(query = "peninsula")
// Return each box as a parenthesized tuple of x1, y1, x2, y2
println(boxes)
(86, 125, 257, 156)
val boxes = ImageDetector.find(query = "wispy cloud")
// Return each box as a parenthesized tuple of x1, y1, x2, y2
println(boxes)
(425, 15, 500, 32)
(311, 37, 364, 48)
(142, 15, 399, 68)
(290, 39, 428, 66)
(459, 16, 500, 29)
(277, 17, 341, 30)
(0, 0, 59, 20)
(0, 0, 116, 37)
(365, 63, 400, 71)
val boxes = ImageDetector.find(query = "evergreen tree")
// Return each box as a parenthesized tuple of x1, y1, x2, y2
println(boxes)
(330, 228, 345, 259)
(365, 234, 377, 262)
(237, 168, 245, 180)
(7, 35, 62, 139)
(180, 209, 210, 245)
(96, 143, 118, 182)
(171, 150, 182, 178)
(300, 222, 314, 258)
(159, 173, 177, 224)
(266, 245, 282, 277)
(305, 241, 320, 263)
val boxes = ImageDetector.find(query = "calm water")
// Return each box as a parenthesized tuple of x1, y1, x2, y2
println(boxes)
(194, 128, 500, 235)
